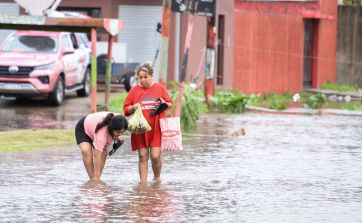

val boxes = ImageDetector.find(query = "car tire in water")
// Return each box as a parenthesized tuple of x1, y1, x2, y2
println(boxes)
(77, 67, 91, 97)
(123, 71, 137, 92)
(48, 76, 65, 106)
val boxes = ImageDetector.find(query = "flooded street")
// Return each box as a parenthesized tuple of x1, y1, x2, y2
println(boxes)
(0, 93, 106, 130)
(1, 109, 362, 222)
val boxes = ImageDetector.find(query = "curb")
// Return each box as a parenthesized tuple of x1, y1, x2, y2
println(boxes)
(245, 105, 362, 116)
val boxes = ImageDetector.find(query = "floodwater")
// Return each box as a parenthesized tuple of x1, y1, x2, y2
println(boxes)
(1, 105, 362, 222)
(0, 94, 92, 130)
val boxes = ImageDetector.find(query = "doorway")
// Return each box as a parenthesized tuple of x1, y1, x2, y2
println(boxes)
(303, 19, 318, 89)
(217, 15, 225, 86)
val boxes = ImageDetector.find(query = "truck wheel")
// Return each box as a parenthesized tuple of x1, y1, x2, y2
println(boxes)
(77, 68, 91, 97)
(97, 54, 114, 75)
(48, 76, 64, 106)
(124, 71, 137, 92)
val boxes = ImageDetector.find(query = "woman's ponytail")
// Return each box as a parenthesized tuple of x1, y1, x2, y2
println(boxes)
(95, 113, 114, 133)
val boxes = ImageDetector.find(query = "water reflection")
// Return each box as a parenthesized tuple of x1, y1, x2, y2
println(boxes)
(0, 94, 90, 130)
(72, 180, 118, 223)
(122, 181, 179, 222)
(69, 179, 180, 223)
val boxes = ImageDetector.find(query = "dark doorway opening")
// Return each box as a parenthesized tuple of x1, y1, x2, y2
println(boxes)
(303, 19, 318, 89)
(217, 15, 225, 86)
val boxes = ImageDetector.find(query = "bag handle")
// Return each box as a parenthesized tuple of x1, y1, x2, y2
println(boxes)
(170, 108, 175, 117)
(167, 107, 175, 117)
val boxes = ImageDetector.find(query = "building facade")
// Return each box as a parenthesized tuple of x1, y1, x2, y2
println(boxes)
(233, 0, 338, 94)
(0, 0, 339, 94)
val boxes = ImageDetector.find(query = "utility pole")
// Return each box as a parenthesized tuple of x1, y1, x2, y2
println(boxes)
(158, 0, 171, 85)
(175, 0, 196, 117)
(173, 0, 216, 116)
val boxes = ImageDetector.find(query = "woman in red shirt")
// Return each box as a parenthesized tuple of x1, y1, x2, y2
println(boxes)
(123, 62, 173, 182)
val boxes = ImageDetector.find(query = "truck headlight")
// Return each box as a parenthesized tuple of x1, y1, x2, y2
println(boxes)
(34, 63, 54, 70)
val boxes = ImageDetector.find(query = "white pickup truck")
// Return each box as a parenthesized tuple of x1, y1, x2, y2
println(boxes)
(0, 30, 91, 106)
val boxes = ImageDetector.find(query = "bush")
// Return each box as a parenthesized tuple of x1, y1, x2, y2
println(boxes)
(170, 85, 207, 129)
(264, 92, 292, 110)
(304, 93, 327, 109)
(211, 91, 249, 113)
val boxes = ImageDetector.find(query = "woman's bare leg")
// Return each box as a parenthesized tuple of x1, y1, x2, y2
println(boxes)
(150, 147, 162, 181)
(79, 142, 94, 179)
(93, 149, 105, 180)
(99, 149, 108, 177)
(138, 148, 149, 182)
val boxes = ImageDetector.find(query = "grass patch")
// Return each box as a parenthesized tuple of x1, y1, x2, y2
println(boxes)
(0, 129, 74, 153)
(109, 92, 128, 114)
(248, 92, 292, 110)
(320, 81, 359, 93)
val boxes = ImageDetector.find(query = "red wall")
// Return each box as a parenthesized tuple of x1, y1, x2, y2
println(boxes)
(315, 0, 338, 87)
(233, 0, 337, 94)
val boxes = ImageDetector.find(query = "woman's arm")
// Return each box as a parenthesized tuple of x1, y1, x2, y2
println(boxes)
(161, 85, 173, 109)
(123, 88, 142, 116)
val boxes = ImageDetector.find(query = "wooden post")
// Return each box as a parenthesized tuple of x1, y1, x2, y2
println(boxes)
(90, 28, 97, 113)
(158, 0, 171, 85)
(105, 35, 114, 108)
(175, 13, 194, 117)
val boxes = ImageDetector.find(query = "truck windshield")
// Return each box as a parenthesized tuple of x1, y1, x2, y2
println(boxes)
(2, 35, 58, 53)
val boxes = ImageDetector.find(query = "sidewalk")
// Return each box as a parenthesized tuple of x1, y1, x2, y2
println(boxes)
(244, 88, 362, 116)
(305, 88, 362, 101)
(246, 105, 362, 116)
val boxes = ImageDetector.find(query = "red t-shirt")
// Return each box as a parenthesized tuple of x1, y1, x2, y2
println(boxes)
(123, 83, 173, 151)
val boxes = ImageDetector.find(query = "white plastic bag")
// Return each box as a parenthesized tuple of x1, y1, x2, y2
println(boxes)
(128, 106, 152, 134)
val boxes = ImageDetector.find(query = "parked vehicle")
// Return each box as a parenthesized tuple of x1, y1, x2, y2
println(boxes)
(0, 30, 91, 105)
(96, 54, 139, 92)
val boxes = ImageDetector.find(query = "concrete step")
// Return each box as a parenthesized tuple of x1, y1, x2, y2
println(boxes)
(305, 88, 362, 100)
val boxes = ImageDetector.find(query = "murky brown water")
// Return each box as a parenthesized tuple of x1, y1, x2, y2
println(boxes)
(1, 105, 362, 222)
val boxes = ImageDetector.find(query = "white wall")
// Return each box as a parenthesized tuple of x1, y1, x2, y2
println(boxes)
(0, 3, 19, 44)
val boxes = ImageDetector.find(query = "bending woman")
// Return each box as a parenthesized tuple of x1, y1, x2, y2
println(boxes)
(75, 112, 128, 180)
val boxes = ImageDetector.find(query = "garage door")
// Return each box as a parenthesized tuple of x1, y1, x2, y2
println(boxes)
(118, 5, 162, 80)
(0, 3, 19, 43)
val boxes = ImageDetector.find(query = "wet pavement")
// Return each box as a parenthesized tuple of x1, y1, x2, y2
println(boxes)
(0, 92, 114, 131)
(1, 110, 362, 222)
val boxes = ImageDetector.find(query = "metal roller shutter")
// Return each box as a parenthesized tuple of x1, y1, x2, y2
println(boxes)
(118, 5, 162, 80)
(0, 3, 19, 43)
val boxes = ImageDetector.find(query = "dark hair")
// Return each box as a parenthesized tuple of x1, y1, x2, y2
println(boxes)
(95, 113, 128, 135)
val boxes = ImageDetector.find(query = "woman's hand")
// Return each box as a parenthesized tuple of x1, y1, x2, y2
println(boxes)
(132, 103, 141, 111)
(155, 98, 163, 106)
(156, 98, 172, 109)
(127, 103, 141, 114)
